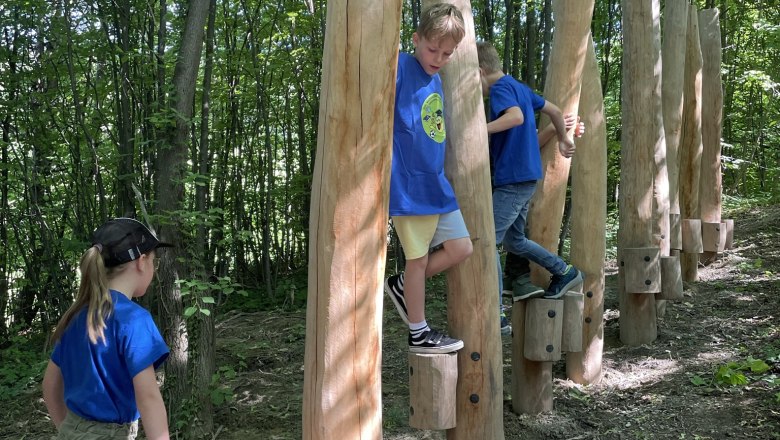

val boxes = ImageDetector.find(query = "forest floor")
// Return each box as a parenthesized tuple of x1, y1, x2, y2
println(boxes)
(4, 204, 780, 439)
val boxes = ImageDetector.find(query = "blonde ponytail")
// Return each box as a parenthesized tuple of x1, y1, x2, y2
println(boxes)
(50, 246, 115, 345)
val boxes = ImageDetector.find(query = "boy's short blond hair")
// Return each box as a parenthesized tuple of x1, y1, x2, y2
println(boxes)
(476, 41, 502, 73)
(417, 3, 466, 44)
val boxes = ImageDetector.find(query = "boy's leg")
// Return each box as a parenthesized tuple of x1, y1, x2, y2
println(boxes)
(387, 214, 464, 353)
(504, 251, 530, 279)
(425, 209, 473, 277)
(502, 183, 582, 299)
(424, 236, 472, 277)
(493, 183, 545, 301)
(403, 254, 428, 324)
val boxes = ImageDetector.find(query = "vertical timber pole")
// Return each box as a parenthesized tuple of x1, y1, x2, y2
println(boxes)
(302, 2, 402, 439)
(527, 0, 595, 285)
(519, 0, 594, 413)
(618, 0, 663, 346)
(424, 1, 505, 438)
(566, 33, 607, 385)
(698, 8, 723, 264)
(662, 0, 689, 254)
(679, 5, 703, 282)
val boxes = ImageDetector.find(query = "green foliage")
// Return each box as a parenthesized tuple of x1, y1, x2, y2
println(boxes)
(210, 366, 237, 406)
(0, 329, 49, 400)
(179, 276, 248, 318)
(690, 357, 774, 388)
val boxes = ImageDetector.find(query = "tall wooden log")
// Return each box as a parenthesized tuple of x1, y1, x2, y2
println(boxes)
(527, 0, 595, 283)
(618, 0, 662, 346)
(511, 301, 553, 414)
(566, 33, 606, 385)
(679, 5, 703, 282)
(662, 0, 688, 252)
(651, 0, 670, 318)
(516, 0, 594, 414)
(698, 8, 723, 265)
(302, 2, 401, 438)
(426, 1, 504, 438)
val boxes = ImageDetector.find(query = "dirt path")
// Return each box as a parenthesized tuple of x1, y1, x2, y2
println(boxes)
(4, 205, 779, 439)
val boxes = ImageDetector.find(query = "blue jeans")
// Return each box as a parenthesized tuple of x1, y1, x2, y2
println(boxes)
(493, 181, 567, 298)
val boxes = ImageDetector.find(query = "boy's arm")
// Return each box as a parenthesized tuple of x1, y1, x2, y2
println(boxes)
(42, 361, 67, 428)
(540, 101, 576, 158)
(134, 365, 170, 440)
(486, 106, 524, 134)
(537, 113, 583, 147)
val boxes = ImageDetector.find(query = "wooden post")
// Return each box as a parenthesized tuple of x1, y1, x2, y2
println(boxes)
(662, 0, 689, 252)
(511, 300, 553, 414)
(566, 33, 607, 385)
(302, 2, 401, 439)
(527, 0, 596, 284)
(657, 254, 684, 301)
(524, 299, 564, 362)
(724, 219, 734, 249)
(618, 0, 661, 346)
(679, 5, 703, 283)
(681, 219, 703, 254)
(698, 8, 724, 265)
(701, 221, 725, 253)
(409, 353, 458, 430)
(562, 292, 584, 353)
(426, 1, 504, 438)
(520, 0, 595, 413)
(621, 247, 661, 294)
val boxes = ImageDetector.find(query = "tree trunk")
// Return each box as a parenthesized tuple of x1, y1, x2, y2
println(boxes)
(154, 0, 211, 427)
(301, 1, 401, 438)
(566, 33, 607, 385)
(539, 0, 552, 92)
(523, 0, 537, 88)
(114, 0, 135, 217)
(662, 0, 688, 252)
(679, 5, 703, 282)
(650, 0, 670, 318)
(190, 0, 217, 434)
(503, 0, 514, 74)
(432, 0, 504, 437)
(617, 0, 662, 346)
(518, 0, 595, 415)
(527, 0, 594, 282)
(697, 8, 723, 265)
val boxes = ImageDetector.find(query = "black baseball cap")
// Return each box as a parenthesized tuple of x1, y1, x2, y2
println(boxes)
(92, 218, 173, 268)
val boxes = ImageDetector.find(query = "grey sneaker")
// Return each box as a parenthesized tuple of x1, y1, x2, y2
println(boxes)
(409, 328, 464, 354)
(512, 274, 545, 301)
(545, 265, 583, 299)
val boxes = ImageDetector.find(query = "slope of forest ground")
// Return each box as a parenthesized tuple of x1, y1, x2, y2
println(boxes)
(3, 204, 780, 439)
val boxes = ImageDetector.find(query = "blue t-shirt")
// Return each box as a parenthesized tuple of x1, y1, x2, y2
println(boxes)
(488, 75, 546, 186)
(390, 52, 459, 216)
(51, 290, 169, 424)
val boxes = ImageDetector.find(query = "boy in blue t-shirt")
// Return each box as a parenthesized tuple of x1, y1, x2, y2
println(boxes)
(384, 3, 471, 354)
(476, 41, 583, 319)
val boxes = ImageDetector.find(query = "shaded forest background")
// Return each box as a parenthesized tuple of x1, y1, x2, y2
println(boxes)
(0, 0, 778, 436)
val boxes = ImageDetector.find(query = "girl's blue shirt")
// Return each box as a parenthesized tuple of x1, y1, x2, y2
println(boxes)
(51, 289, 169, 424)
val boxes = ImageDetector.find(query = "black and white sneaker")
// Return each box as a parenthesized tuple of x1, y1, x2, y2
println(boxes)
(409, 328, 464, 354)
(384, 273, 409, 324)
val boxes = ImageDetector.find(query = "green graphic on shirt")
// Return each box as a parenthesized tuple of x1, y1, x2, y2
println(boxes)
(421, 93, 446, 143)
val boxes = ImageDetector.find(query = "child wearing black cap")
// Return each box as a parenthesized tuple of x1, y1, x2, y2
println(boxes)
(42, 218, 172, 439)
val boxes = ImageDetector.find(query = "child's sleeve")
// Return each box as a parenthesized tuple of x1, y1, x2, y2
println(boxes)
(490, 81, 519, 116)
(121, 310, 170, 378)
